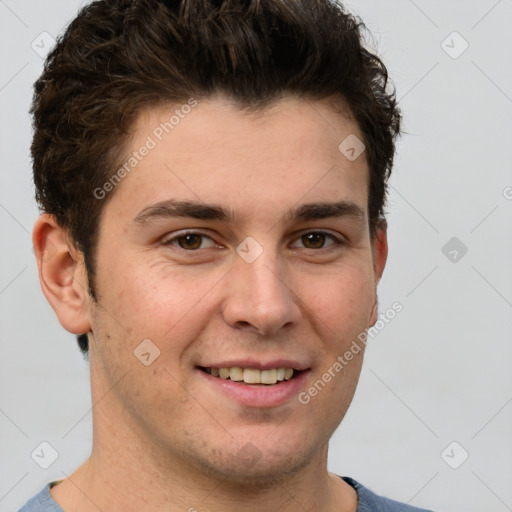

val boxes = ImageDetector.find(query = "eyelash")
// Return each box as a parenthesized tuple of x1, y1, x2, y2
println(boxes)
(161, 230, 345, 251)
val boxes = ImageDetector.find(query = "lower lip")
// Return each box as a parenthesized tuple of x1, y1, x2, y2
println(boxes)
(197, 369, 310, 408)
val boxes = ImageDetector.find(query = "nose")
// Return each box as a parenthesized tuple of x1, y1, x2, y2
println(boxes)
(221, 249, 302, 337)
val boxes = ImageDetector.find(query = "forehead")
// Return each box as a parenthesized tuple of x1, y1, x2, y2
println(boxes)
(105, 94, 369, 225)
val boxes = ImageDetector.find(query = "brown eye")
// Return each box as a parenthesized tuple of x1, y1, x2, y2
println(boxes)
(293, 231, 341, 250)
(177, 234, 203, 250)
(301, 232, 327, 249)
(163, 231, 216, 251)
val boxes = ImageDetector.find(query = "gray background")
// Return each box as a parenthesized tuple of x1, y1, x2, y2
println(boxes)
(1, 1, 511, 511)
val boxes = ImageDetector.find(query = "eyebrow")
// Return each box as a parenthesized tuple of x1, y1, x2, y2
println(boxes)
(132, 199, 366, 225)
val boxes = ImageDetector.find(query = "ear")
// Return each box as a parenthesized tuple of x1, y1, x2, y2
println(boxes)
(369, 220, 388, 326)
(32, 214, 92, 335)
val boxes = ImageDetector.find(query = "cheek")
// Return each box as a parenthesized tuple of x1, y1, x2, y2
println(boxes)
(98, 257, 228, 357)
(298, 263, 375, 341)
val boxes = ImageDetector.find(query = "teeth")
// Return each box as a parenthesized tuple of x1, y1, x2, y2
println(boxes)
(229, 367, 243, 381)
(243, 368, 261, 384)
(207, 366, 296, 384)
(261, 369, 277, 384)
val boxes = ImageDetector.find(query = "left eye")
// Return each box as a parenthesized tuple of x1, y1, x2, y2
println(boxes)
(291, 231, 341, 250)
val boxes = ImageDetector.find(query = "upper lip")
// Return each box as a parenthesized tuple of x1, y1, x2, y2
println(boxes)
(197, 359, 310, 371)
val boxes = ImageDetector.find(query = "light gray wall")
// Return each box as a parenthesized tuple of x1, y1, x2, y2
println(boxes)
(1, 1, 511, 511)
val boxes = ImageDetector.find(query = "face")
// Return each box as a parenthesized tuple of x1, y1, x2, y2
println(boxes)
(78, 95, 387, 483)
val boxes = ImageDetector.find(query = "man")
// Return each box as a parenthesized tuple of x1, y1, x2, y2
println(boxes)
(19, 0, 433, 510)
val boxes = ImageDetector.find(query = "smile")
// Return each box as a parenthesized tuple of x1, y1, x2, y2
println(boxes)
(199, 367, 301, 385)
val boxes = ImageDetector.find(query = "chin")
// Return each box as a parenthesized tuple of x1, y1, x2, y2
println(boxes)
(191, 431, 322, 487)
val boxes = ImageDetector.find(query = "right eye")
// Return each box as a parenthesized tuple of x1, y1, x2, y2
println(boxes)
(161, 231, 218, 251)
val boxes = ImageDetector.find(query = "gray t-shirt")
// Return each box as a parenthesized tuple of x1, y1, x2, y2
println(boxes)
(17, 477, 434, 511)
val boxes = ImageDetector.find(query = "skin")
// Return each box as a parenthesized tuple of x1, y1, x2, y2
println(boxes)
(33, 94, 387, 512)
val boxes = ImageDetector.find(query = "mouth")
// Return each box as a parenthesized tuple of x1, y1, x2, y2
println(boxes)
(198, 366, 304, 385)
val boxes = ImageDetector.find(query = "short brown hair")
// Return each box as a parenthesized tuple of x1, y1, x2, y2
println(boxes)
(31, 0, 402, 356)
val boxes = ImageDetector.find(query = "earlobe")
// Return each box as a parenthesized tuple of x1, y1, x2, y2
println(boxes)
(372, 221, 388, 284)
(32, 214, 92, 335)
(369, 221, 388, 326)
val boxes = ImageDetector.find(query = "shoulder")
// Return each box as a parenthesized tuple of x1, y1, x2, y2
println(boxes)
(17, 482, 65, 512)
(341, 476, 435, 512)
